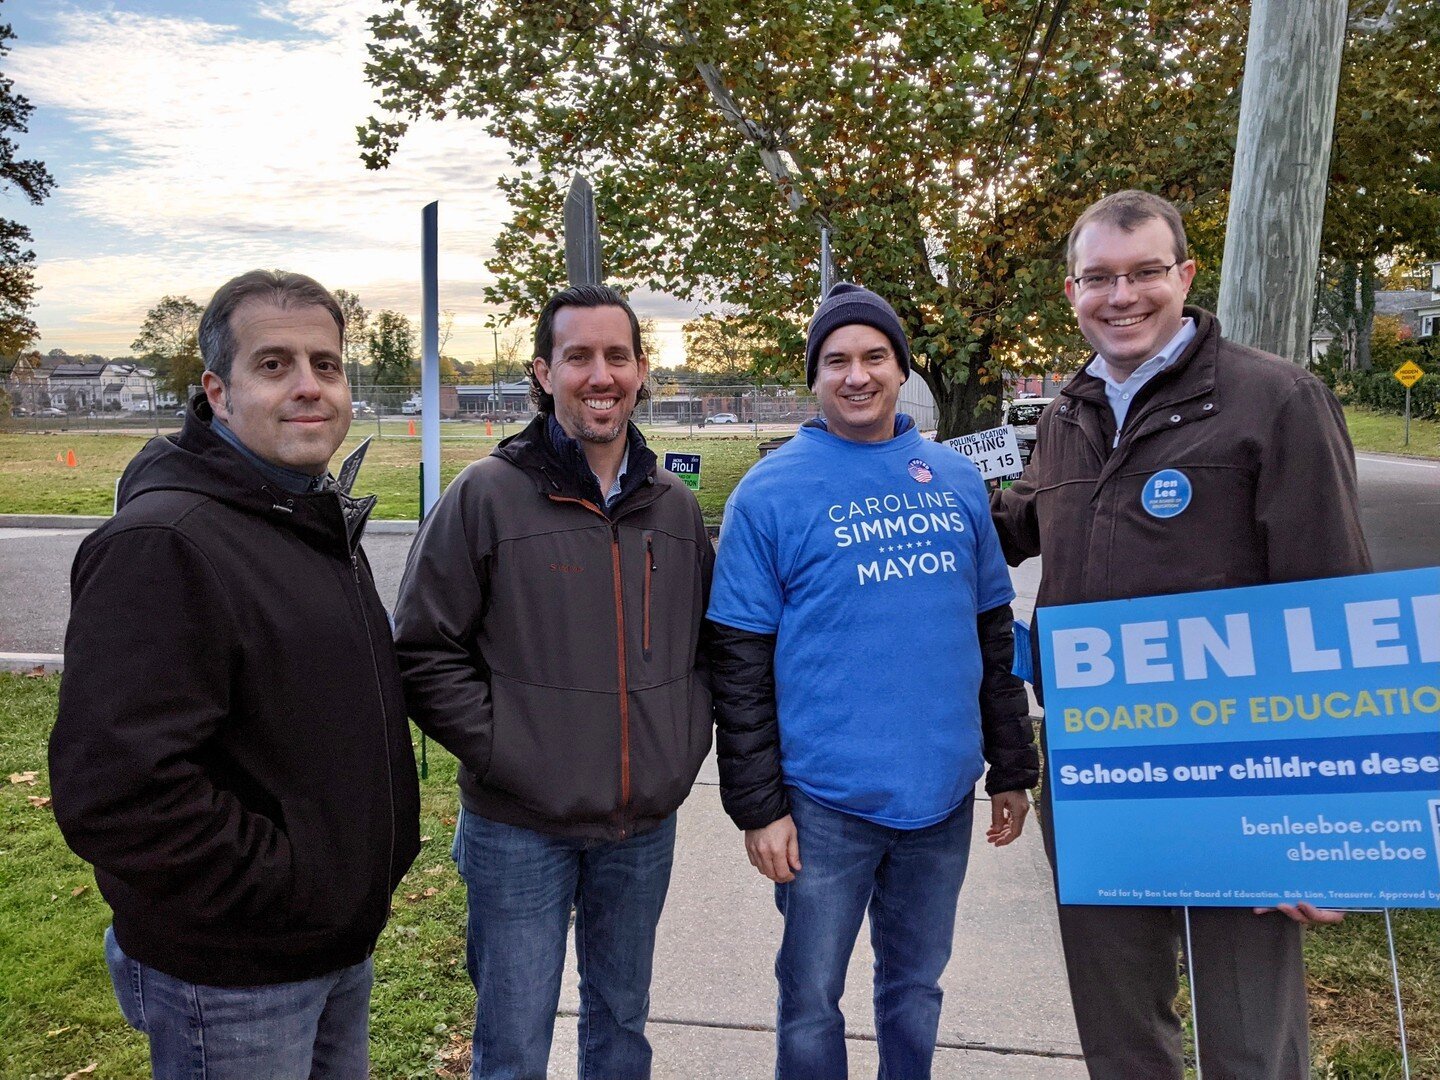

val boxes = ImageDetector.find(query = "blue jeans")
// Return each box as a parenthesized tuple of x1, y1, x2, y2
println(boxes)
(103, 926, 372, 1079)
(452, 808, 677, 1080)
(774, 788, 976, 1080)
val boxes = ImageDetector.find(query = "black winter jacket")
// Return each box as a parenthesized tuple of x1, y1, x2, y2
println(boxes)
(394, 415, 713, 839)
(49, 399, 421, 986)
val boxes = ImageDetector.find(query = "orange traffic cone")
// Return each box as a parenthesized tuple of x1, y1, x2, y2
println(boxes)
(485, 421, 493, 436)
(407, 419, 416, 437)
(66, 449, 78, 467)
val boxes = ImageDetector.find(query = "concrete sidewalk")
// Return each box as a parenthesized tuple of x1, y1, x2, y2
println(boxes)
(546, 559, 1086, 1078)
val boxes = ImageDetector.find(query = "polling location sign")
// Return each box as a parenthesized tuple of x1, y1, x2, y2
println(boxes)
(663, 451, 701, 490)
(1039, 567, 1440, 909)
(945, 425, 1024, 481)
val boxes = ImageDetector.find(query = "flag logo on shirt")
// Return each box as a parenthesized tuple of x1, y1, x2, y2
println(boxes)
(907, 458, 933, 484)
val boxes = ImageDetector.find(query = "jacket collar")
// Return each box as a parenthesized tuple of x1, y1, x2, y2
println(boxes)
(1053, 307, 1223, 493)
(493, 414, 663, 517)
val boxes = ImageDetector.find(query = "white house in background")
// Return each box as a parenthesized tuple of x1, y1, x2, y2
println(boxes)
(1420, 262, 1440, 340)
(47, 363, 107, 410)
(102, 363, 160, 411)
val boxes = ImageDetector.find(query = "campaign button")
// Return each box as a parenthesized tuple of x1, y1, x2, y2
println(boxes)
(1142, 469, 1191, 519)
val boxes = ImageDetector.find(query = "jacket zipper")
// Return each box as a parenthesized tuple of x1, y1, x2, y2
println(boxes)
(643, 533, 654, 661)
(548, 494, 632, 835)
(352, 552, 397, 904)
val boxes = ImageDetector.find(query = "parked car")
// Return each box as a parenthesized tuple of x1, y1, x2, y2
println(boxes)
(1001, 398, 1055, 464)
(351, 402, 375, 418)
(706, 412, 739, 425)
(38, 406, 67, 418)
(9, 406, 28, 417)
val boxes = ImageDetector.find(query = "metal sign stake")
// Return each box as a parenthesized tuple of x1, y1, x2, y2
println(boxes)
(1383, 908, 1412, 1079)
(1183, 906, 1204, 1079)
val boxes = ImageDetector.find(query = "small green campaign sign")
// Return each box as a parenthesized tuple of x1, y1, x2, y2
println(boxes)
(664, 451, 701, 490)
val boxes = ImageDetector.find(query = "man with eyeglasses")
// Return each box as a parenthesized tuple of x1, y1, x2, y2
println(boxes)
(992, 190, 1370, 1079)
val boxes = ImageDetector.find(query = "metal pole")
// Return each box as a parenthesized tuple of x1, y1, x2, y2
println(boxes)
(1383, 908, 1412, 1080)
(420, 201, 441, 516)
(493, 328, 501, 435)
(1404, 385, 1411, 446)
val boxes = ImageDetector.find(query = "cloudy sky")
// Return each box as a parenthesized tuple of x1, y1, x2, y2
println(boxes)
(6, 0, 694, 365)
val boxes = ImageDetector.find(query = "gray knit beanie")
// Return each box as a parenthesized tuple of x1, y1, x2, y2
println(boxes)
(805, 282, 912, 388)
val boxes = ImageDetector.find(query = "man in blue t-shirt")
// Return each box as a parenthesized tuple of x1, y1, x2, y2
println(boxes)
(707, 282, 1039, 1078)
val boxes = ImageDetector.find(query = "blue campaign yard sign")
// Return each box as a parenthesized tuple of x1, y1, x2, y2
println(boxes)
(1039, 567, 1440, 908)
(663, 451, 701, 491)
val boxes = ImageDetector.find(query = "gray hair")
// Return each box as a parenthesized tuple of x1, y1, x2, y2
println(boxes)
(200, 270, 345, 382)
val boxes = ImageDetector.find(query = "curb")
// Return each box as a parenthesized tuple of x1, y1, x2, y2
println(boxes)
(0, 652, 64, 673)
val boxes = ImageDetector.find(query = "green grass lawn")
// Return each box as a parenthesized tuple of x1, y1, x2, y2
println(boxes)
(4, 674, 1437, 1077)
(1, 673, 472, 1080)
(1342, 406, 1440, 460)
(0, 406, 1431, 527)
(0, 427, 763, 523)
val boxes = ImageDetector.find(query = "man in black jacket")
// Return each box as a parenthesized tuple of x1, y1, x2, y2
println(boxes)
(394, 284, 713, 1080)
(50, 270, 421, 1080)
(707, 283, 1039, 1078)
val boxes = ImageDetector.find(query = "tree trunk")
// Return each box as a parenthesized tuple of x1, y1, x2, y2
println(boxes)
(1217, 0, 1346, 364)
(923, 340, 1004, 441)
(1355, 259, 1375, 372)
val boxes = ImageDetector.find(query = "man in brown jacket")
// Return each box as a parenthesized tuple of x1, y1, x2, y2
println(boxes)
(992, 191, 1370, 1079)
(394, 284, 713, 1080)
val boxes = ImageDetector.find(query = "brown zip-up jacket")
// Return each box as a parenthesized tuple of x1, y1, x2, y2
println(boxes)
(394, 416, 714, 839)
(992, 308, 1371, 684)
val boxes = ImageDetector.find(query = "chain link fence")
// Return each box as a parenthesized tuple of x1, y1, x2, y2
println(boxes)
(1, 376, 941, 436)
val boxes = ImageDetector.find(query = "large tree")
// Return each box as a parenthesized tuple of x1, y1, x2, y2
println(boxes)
(1311, 2, 1440, 371)
(362, 0, 1245, 436)
(361, 1, 1435, 436)
(683, 314, 778, 379)
(334, 288, 370, 387)
(132, 295, 203, 400)
(0, 5, 55, 358)
(367, 309, 417, 391)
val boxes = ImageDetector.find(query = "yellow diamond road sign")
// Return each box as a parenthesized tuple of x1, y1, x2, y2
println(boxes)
(1395, 361, 1424, 389)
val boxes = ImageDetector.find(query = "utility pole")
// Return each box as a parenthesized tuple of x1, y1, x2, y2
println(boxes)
(1216, 0, 1347, 364)
(492, 328, 500, 414)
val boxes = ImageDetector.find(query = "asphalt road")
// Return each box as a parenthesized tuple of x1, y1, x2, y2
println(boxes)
(1, 452, 1435, 656)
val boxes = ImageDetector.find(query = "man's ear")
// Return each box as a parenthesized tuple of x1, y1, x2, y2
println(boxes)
(532, 357, 553, 395)
(201, 371, 228, 420)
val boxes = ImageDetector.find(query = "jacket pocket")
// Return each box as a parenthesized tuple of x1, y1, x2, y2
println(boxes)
(281, 794, 377, 932)
(625, 674, 711, 821)
(484, 674, 623, 823)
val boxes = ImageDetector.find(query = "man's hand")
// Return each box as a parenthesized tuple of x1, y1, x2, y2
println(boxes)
(1254, 902, 1345, 926)
(745, 815, 801, 883)
(986, 790, 1030, 847)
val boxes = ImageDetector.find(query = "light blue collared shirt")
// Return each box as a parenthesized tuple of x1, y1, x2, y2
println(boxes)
(1085, 318, 1196, 443)
(601, 449, 629, 507)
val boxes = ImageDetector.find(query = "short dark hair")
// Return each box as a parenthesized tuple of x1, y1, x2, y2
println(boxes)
(1066, 190, 1189, 275)
(528, 283, 650, 412)
(200, 270, 345, 382)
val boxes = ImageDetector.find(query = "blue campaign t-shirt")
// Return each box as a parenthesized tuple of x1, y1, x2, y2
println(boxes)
(708, 419, 1015, 828)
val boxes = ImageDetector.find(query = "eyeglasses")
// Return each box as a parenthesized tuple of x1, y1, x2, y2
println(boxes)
(1072, 263, 1180, 293)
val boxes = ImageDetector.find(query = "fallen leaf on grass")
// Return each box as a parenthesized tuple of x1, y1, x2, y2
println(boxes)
(9, 771, 38, 785)
(441, 815, 457, 827)
(419, 835, 433, 843)
(71, 885, 89, 898)
(25, 664, 47, 678)
(405, 887, 441, 903)
(27, 795, 52, 808)
(62, 1065, 97, 1080)
(46, 1025, 72, 1037)
(423, 865, 447, 876)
